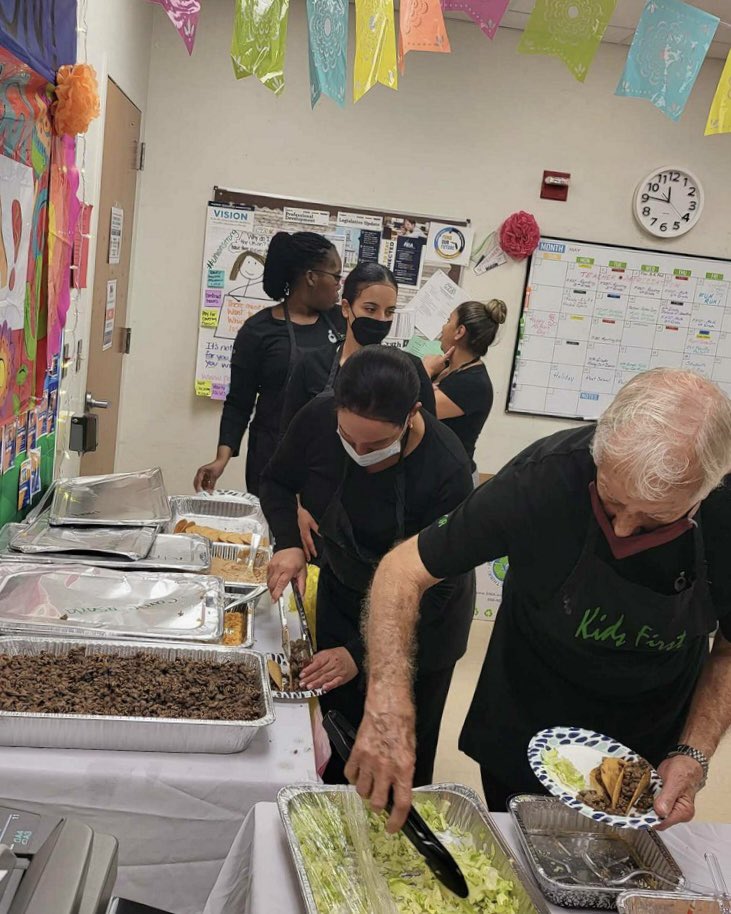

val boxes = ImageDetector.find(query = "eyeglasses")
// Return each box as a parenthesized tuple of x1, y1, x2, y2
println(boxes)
(311, 269, 342, 283)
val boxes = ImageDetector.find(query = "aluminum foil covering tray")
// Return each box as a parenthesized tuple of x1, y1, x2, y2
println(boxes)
(209, 542, 270, 599)
(49, 468, 171, 527)
(617, 891, 721, 914)
(168, 495, 268, 542)
(0, 636, 275, 753)
(509, 795, 683, 910)
(10, 513, 157, 559)
(0, 563, 224, 642)
(278, 783, 550, 914)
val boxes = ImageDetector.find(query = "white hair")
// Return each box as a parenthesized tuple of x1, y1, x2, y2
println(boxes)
(591, 369, 731, 502)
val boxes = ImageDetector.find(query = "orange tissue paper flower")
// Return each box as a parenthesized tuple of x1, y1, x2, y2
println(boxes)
(53, 64, 101, 136)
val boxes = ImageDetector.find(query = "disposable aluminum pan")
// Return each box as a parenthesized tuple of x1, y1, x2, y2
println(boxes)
(278, 783, 550, 914)
(168, 495, 268, 541)
(49, 468, 171, 527)
(0, 563, 225, 642)
(209, 541, 271, 599)
(0, 527, 211, 573)
(0, 636, 275, 753)
(10, 513, 157, 559)
(617, 891, 721, 914)
(509, 795, 684, 910)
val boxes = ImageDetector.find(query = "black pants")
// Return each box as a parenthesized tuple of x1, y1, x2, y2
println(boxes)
(480, 765, 549, 812)
(321, 666, 455, 787)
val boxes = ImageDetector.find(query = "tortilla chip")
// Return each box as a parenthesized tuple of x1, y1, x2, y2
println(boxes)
(627, 768, 652, 814)
(267, 659, 283, 691)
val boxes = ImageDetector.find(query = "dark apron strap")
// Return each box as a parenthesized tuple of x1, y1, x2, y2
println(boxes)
(321, 308, 345, 343)
(323, 344, 343, 395)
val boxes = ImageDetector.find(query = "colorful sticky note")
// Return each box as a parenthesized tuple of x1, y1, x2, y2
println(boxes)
(440, 0, 509, 40)
(398, 0, 450, 75)
(518, 0, 618, 82)
(147, 0, 201, 54)
(200, 309, 219, 329)
(231, 0, 290, 96)
(616, 0, 719, 121)
(353, 0, 398, 102)
(307, 0, 349, 107)
(195, 379, 213, 398)
(705, 50, 731, 136)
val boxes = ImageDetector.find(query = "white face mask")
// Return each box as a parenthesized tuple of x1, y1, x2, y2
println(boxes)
(337, 423, 407, 468)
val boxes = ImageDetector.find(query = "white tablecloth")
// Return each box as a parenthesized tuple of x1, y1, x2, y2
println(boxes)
(0, 601, 318, 914)
(219, 802, 731, 914)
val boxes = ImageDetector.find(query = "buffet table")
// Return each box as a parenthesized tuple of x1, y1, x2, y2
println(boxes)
(0, 599, 318, 914)
(214, 802, 731, 914)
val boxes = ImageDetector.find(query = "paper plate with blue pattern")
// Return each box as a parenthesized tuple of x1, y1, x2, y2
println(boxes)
(528, 726, 663, 829)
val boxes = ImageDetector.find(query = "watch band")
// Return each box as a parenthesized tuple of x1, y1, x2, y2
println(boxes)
(666, 743, 709, 787)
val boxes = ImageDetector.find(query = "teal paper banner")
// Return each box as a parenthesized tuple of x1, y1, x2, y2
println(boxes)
(616, 0, 719, 121)
(307, 0, 349, 108)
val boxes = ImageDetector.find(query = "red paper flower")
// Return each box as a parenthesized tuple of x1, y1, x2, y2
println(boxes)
(499, 211, 540, 260)
(53, 64, 101, 136)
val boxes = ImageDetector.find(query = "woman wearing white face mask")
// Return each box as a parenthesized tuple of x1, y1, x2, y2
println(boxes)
(260, 347, 474, 784)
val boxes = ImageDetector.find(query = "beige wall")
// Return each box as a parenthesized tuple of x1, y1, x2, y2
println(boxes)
(116, 0, 731, 494)
(56, 0, 153, 476)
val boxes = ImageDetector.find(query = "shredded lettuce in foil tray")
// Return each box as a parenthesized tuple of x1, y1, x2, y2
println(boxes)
(289, 793, 523, 914)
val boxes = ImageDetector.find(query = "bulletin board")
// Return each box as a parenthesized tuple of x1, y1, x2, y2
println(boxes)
(507, 236, 731, 421)
(195, 187, 470, 399)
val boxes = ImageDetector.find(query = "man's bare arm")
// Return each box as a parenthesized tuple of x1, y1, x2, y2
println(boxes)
(656, 631, 731, 829)
(344, 535, 440, 832)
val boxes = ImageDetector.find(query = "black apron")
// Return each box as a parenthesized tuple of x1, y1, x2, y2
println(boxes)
(462, 512, 717, 793)
(245, 307, 342, 495)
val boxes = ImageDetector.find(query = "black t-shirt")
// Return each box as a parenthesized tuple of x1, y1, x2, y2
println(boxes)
(280, 345, 436, 431)
(436, 363, 494, 468)
(217, 306, 345, 455)
(261, 393, 472, 552)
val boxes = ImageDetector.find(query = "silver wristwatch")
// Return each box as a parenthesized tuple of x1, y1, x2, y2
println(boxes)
(666, 743, 709, 787)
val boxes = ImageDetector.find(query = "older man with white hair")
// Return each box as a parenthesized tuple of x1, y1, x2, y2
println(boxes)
(345, 368, 731, 831)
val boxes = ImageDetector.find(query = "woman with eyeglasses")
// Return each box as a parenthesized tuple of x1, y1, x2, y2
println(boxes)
(194, 231, 345, 497)
(260, 346, 474, 785)
(280, 262, 436, 564)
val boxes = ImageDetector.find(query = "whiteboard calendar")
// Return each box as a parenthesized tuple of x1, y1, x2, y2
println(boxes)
(508, 237, 731, 420)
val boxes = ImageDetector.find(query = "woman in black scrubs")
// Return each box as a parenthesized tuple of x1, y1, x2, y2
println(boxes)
(423, 299, 507, 483)
(260, 347, 474, 784)
(194, 231, 345, 496)
(280, 262, 436, 563)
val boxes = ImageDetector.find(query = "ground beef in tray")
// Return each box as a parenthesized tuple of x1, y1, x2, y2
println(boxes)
(0, 647, 265, 721)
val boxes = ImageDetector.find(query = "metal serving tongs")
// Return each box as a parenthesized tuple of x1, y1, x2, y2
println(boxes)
(278, 596, 291, 665)
(291, 579, 314, 656)
(323, 710, 469, 899)
(706, 852, 731, 914)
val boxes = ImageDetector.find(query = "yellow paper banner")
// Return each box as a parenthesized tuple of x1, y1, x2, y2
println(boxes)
(705, 50, 731, 136)
(398, 0, 451, 74)
(353, 0, 398, 102)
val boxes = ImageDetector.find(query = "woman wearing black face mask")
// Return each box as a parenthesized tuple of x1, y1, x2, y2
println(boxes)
(260, 347, 474, 785)
(280, 262, 435, 562)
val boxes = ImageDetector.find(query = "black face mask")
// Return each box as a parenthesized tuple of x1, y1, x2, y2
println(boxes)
(350, 315, 393, 346)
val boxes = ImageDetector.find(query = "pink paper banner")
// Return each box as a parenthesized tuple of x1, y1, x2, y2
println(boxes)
(440, 0, 509, 38)
(47, 134, 81, 360)
(148, 0, 201, 54)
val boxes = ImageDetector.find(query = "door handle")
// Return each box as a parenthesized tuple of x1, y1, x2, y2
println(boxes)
(85, 392, 110, 411)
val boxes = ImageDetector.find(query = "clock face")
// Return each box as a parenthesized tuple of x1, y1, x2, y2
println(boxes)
(633, 167, 703, 239)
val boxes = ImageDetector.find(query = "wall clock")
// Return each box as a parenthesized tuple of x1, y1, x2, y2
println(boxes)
(633, 167, 703, 238)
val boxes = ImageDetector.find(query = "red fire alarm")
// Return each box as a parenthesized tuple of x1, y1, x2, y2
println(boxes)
(541, 170, 571, 202)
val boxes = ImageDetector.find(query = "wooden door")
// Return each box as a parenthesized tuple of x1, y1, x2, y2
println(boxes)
(81, 79, 140, 475)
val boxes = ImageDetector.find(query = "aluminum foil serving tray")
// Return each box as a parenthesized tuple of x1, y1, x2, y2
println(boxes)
(168, 495, 268, 541)
(50, 468, 171, 527)
(10, 513, 157, 559)
(617, 891, 721, 914)
(0, 563, 225, 642)
(209, 541, 271, 599)
(0, 526, 211, 573)
(0, 636, 275, 753)
(509, 795, 683, 910)
(278, 783, 550, 914)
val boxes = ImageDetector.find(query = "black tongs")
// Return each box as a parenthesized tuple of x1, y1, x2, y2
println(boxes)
(323, 710, 469, 899)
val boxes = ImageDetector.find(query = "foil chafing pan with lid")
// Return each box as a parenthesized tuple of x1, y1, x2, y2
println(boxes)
(49, 467, 171, 527)
(10, 513, 157, 559)
(0, 563, 224, 642)
(278, 783, 551, 914)
(509, 795, 683, 910)
(0, 635, 275, 753)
